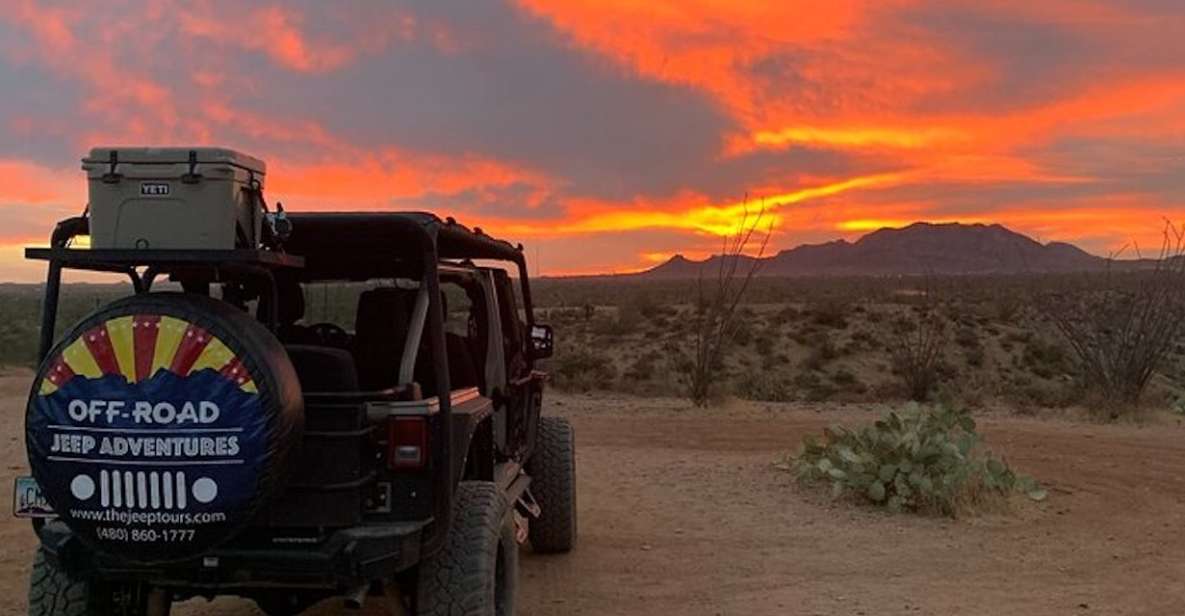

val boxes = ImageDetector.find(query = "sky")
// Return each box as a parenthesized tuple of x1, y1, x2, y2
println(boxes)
(0, 0, 1183, 280)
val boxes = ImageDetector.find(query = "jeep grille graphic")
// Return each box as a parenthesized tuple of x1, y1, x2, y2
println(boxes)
(99, 470, 187, 510)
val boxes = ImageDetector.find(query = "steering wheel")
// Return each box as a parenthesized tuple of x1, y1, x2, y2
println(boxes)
(308, 322, 351, 348)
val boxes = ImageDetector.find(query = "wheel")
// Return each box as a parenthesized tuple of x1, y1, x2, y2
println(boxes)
(526, 417, 577, 553)
(26, 292, 304, 564)
(253, 593, 316, 616)
(28, 548, 171, 616)
(416, 482, 518, 616)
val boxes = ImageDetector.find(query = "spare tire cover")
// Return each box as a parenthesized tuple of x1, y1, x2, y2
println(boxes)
(26, 292, 303, 564)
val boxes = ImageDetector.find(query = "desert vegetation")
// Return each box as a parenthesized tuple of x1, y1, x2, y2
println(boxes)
(1040, 225, 1185, 416)
(686, 207, 770, 406)
(537, 272, 1185, 416)
(788, 403, 1045, 517)
(2, 264, 1184, 418)
(0, 283, 128, 368)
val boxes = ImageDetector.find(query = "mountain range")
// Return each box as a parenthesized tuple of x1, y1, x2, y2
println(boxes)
(641, 222, 1122, 278)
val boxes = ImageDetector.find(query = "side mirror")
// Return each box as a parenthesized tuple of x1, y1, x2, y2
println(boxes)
(530, 324, 554, 359)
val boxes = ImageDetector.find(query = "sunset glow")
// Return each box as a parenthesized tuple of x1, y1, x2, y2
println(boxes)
(0, 1, 1182, 278)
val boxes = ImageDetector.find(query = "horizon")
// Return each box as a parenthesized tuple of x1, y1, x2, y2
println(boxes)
(1, 2, 1184, 281)
(0, 219, 1162, 282)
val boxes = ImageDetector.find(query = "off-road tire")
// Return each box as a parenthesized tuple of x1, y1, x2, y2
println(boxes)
(416, 482, 518, 616)
(253, 593, 314, 616)
(28, 548, 170, 616)
(26, 292, 303, 564)
(526, 416, 576, 553)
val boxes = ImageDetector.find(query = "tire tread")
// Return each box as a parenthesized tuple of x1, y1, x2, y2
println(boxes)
(417, 482, 514, 616)
(527, 417, 577, 553)
(28, 549, 90, 616)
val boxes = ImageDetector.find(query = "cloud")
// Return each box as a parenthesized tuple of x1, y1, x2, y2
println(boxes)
(0, 159, 80, 205)
(0, 0, 1182, 281)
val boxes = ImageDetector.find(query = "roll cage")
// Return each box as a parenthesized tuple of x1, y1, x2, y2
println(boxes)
(26, 211, 542, 562)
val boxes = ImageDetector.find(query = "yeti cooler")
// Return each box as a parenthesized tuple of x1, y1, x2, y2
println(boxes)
(82, 147, 266, 250)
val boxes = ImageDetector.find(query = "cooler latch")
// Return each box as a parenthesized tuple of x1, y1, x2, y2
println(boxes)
(100, 150, 121, 184)
(181, 149, 202, 184)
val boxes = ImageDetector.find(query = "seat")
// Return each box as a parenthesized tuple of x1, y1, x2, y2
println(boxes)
(445, 333, 480, 391)
(272, 275, 317, 345)
(285, 345, 359, 392)
(353, 287, 413, 391)
(431, 291, 481, 393)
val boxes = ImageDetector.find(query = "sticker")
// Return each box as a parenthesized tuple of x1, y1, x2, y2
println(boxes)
(13, 476, 55, 518)
(140, 182, 170, 196)
(28, 315, 267, 561)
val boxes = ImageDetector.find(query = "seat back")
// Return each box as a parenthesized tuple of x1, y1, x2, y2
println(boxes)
(272, 275, 317, 344)
(285, 345, 359, 392)
(353, 287, 413, 390)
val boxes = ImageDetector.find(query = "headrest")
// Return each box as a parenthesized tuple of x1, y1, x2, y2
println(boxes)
(355, 287, 413, 334)
(275, 276, 305, 324)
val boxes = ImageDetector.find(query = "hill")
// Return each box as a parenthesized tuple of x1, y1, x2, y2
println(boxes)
(643, 222, 1108, 278)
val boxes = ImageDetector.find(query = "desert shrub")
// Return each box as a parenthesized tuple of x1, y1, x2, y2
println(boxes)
(954, 326, 980, 349)
(732, 318, 754, 346)
(790, 404, 1045, 516)
(801, 333, 839, 371)
(623, 350, 662, 381)
(1003, 330, 1032, 345)
(590, 301, 648, 337)
(753, 329, 776, 358)
(1005, 375, 1080, 410)
(964, 345, 985, 368)
(830, 367, 862, 388)
(953, 325, 985, 369)
(793, 370, 837, 401)
(765, 352, 791, 369)
(1042, 231, 1185, 412)
(551, 347, 617, 391)
(775, 305, 801, 322)
(588, 314, 619, 336)
(1021, 337, 1071, 379)
(664, 340, 694, 375)
(937, 373, 994, 409)
(613, 299, 646, 334)
(788, 324, 816, 345)
(848, 328, 878, 351)
(993, 293, 1025, 323)
(889, 303, 947, 401)
(809, 299, 849, 329)
(734, 370, 794, 402)
(828, 368, 869, 400)
(686, 208, 770, 406)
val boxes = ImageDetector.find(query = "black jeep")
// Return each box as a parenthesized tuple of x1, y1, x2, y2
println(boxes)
(18, 211, 574, 615)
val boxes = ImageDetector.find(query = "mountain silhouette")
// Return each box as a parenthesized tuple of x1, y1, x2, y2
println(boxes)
(642, 222, 1108, 278)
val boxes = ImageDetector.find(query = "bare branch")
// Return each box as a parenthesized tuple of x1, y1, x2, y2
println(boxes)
(686, 200, 772, 406)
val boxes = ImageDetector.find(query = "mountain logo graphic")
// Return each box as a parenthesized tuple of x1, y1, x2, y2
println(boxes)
(38, 315, 257, 396)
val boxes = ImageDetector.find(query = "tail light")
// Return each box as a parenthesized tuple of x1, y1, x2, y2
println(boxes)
(387, 417, 428, 470)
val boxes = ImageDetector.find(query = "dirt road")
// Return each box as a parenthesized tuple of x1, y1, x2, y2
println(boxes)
(2, 371, 1184, 615)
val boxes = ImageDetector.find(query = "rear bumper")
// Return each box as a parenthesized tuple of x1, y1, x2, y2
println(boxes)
(37, 519, 430, 590)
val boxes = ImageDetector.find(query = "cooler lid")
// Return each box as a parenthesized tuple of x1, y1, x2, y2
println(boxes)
(83, 147, 266, 174)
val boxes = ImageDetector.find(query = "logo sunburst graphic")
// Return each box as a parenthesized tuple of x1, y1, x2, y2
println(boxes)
(39, 316, 257, 396)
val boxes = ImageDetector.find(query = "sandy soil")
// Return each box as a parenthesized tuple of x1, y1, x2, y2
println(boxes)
(2, 370, 1184, 615)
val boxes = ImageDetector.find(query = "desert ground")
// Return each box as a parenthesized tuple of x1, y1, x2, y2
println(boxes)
(3, 370, 1185, 615)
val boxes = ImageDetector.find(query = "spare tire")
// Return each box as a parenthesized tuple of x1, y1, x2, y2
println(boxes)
(26, 292, 303, 564)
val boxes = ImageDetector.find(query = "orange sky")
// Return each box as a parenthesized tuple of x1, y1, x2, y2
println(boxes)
(0, 0, 1183, 280)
